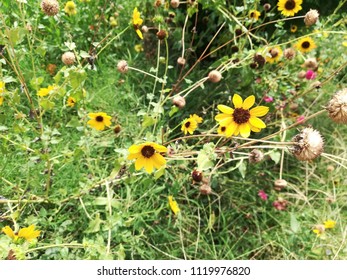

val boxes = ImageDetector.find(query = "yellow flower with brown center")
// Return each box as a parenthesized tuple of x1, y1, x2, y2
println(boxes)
(295, 37, 317, 53)
(249, 10, 261, 21)
(67, 96, 76, 107)
(265, 46, 283, 63)
(290, 24, 298, 33)
(87, 112, 112, 130)
(127, 142, 167, 173)
(132, 7, 143, 39)
(277, 0, 302, 17)
(2, 225, 41, 242)
(64, 1, 77, 16)
(215, 94, 269, 138)
(324, 220, 336, 229)
(181, 114, 203, 135)
(168, 195, 180, 215)
(37, 84, 56, 97)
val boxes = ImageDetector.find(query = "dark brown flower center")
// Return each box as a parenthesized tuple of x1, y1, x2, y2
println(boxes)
(250, 12, 255, 17)
(141, 145, 155, 158)
(301, 41, 310, 49)
(270, 48, 279, 58)
(221, 126, 226, 132)
(285, 0, 296, 10)
(233, 108, 251, 124)
(96, 116, 104, 122)
(185, 121, 191, 128)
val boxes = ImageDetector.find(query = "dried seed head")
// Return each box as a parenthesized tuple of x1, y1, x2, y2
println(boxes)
(284, 48, 296, 60)
(292, 127, 324, 161)
(117, 60, 128, 73)
(170, 0, 180, 8)
(192, 170, 203, 182)
(326, 88, 347, 124)
(303, 57, 318, 69)
(61, 51, 75, 65)
(113, 125, 121, 134)
(141, 25, 149, 33)
(172, 96, 186, 109)
(304, 9, 319, 26)
(156, 30, 168, 40)
(208, 70, 222, 83)
(311, 81, 322, 89)
(177, 57, 186, 66)
(298, 70, 306, 79)
(253, 53, 266, 68)
(199, 182, 212, 195)
(249, 149, 264, 164)
(41, 0, 60, 16)
(263, 3, 271, 11)
(274, 179, 288, 191)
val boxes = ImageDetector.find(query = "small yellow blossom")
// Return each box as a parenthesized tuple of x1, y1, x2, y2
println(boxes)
(312, 224, 325, 237)
(2, 225, 41, 242)
(67, 96, 76, 107)
(37, 85, 56, 97)
(132, 7, 143, 39)
(249, 10, 261, 21)
(134, 44, 144, 52)
(0, 81, 5, 105)
(168, 195, 180, 215)
(324, 220, 336, 229)
(87, 112, 112, 130)
(181, 114, 203, 135)
(64, 1, 77, 16)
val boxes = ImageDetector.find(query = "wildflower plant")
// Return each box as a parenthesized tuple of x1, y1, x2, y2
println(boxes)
(0, 0, 346, 261)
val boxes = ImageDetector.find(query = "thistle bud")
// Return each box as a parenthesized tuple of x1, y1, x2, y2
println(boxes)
(170, 0, 180, 8)
(249, 149, 264, 164)
(284, 48, 296, 60)
(41, 0, 60, 16)
(172, 96, 186, 109)
(61, 51, 75, 65)
(326, 88, 347, 124)
(274, 179, 287, 191)
(117, 60, 128, 73)
(177, 57, 186, 66)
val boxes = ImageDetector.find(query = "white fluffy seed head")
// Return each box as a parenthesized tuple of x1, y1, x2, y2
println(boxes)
(326, 88, 347, 124)
(292, 127, 324, 161)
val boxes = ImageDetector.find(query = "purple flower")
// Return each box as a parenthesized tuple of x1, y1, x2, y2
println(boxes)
(305, 70, 316, 80)
(258, 190, 268, 201)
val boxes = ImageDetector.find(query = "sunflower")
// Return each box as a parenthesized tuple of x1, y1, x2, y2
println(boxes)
(87, 112, 112, 130)
(290, 24, 298, 33)
(295, 36, 317, 53)
(249, 10, 261, 21)
(215, 94, 269, 138)
(2, 225, 40, 242)
(181, 114, 203, 135)
(127, 142, 167, 173)
(265, 46, 283, 64)
(67, 96, 76, 107)
(132, 7, 143, 39)
(64, 1, 77, 15)
(277, 0, 302, 17)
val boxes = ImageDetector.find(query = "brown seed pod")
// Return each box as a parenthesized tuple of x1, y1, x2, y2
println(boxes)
(326, 88, 347, 124)
(41, 0, 60, 16)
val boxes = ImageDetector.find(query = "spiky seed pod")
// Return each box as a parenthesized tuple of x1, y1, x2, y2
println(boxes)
(326, 88, 347, 124)
(172, 96, 186, 109)
(303, 57, 318, 69)
(117, 60, 128, 73)
(311, 81, 322, 89)
(199, 183, 212, 195)
(284, 48, 296, 60)
(41, 0, 60, 16)
(249, 149, 264, 164)
(177, 57, 186, 66)
(274, 179, 288, 191)
(208, 70, 222, 83)
(292, 127, 324, 161)
(61, 51, 75, 65)
(170, 0, 180, 8)
(304, 9, 319, 26)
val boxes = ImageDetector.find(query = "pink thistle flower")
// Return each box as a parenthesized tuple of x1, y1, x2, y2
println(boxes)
(264, 96, 274, 103)
(296, 115, 305, 123)
(305, 70, 316, 80)
(258, 190, 268, 201)
(273, 198, 288, 211)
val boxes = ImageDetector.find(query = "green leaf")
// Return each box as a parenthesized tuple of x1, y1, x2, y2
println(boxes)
(30, 77, 44, 90)
(197, 143, 216, 171)
(169, 106, 179, 117)
(6, 27, 27, 46)
(269, 150, 281, 164)
(238, 159, 247, 178)
(154, 166, 165, 179)
(142, 115, 156, 128)
(85, 213, 103, 233)
(39, 99, 55, 110)
(290, 213, 300, 234)
(69, 68, 87, 90)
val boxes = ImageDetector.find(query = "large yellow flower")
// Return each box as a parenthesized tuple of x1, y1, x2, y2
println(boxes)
(132, 7, 143, 39)
(265, 46, 283, 64)
(215, 94, 269, 138)
(87, 112, 112, 130)
(127, 142, 167, 173)
(249, 10, 261, 21)
(295, 37, 317, 53)
(181, 114, 203, 135)
(64, 1, 77, 16)
(2, 225, 41, 242)
(277, 0, 302, 17)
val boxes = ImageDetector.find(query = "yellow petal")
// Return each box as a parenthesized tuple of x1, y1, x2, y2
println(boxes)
(239, 123, 251, 138)
(217, 104, 234, 114)
(242, 95, 255, 109)
(152, 153, 166, 169)
(127, 153, 138, 160)
(128, 144, 142, 154)
(250, 124, 261, 132)
(2, 226, 16, 239)
(144, 158, 154, 173)
(232, 94, 243, 108)
(135, 156, 145, 170)
(225, 121, 238, 137)
(249, 117, 266, 129)
(250, 106, 269, 117)
(152, 143, 168, 153)
(136, 29, 143, 40)
(215, 113, 232, 122)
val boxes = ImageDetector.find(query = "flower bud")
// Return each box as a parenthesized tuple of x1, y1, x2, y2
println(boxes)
(274, 179, 287, 191)
(41, 0, 60, 16)
(62, 51, 75, 65)
(249, 149, 264, 164)
(172, 96, 186, 109)
(192, 170, 203, 182)
(177, 57, 186, 66)
(208, 70, 222, 83)
(170, 0, 180, 8)
(304, 9, 319, 26)
(117, 60, 128, 73)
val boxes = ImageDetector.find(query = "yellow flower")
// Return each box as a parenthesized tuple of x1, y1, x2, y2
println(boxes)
(67, 96, 76, 107)
(324, 220, 336, 229)
(0, 81, 5, 106)
(2, 225, 41, 242)
(87, 112, 112, 130)
(249, 10, 261, 21)
(312, 224, 325, 237)
(290, 25, 298, 33)
(265, 46, 283, 64)
(37, 85, 56, 97)
(215, 94, 269, 138)
(132, 7, 143, 39)
(181, 114, 203, 135)
(277, 0, 302, 17)
(127, 142, 167, 173)
(134, 44, 144, 52)
(295, 37, 317, 53)
(64, 1, 77, 16)
(0, 96, 3, 106)
(168, 195, 180, 215)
